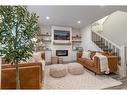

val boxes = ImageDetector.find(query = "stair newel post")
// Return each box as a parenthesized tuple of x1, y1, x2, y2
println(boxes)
(120, 45, 126, 77)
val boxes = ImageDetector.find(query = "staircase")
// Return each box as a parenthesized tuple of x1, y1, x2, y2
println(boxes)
(92, 31, 120, 63)
(92, 31, 126, 77)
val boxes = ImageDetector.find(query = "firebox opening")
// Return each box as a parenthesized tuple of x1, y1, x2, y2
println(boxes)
(56, 50, 68, 56)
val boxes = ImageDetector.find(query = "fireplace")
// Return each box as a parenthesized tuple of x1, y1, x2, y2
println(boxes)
(56, 50, 68, 56)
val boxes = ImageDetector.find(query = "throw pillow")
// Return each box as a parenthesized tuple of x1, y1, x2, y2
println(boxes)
(27, 57, 35, 63)
(32, 52, 42, 62)
(88, 50, 96, 59)
(82, 51, 91, 59)
(92, 52, 103, 60)
(95, 52, 102, 56)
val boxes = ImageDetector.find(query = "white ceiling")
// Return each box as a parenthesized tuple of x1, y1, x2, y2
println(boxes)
(27, 6, 127, 29)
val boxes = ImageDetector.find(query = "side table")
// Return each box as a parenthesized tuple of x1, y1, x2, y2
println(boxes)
(59, 58, 63, 64)
(51, 57, 59, 64)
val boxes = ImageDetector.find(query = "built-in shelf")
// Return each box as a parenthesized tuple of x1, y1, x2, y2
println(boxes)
(72, 34, 82, 51)
(38, 34, 51, 36)
(53, 42, 72, 45)
(72, 49, 78, 51)
(44, 49, 52, 51)
(72, 34, 82, 43)
(72, 40, 82, 43)
(72, 47, 83, 51)
(72, 36, 82, 38)
(37, 32, 51, 36)
(43, 40, 51, 42)
(36, 32, 51, 51)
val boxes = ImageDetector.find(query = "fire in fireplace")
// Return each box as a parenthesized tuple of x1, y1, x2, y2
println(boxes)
(56, 50, 68, 56)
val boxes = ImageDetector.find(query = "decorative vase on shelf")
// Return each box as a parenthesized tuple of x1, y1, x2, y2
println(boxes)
(77, 47, 83, 53)
(72, 47, 76, 50)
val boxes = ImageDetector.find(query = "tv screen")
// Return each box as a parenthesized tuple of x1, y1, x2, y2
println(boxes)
(54, 30, 70, 40)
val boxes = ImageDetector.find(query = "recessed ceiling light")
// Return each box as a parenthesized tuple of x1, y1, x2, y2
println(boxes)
(77, 21, 81, 24)
(46, 16, 50, 20)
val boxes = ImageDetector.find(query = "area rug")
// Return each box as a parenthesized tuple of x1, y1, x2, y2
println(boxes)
(43, 64, 122, 89)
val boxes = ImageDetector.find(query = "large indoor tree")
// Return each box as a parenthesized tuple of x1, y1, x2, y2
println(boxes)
(0, 6, 40, 89)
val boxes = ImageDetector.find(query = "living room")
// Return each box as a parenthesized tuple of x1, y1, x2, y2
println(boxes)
(1, 5, 127, 90)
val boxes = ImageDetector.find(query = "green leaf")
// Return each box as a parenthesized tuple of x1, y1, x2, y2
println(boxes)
(0, 5, 40, 64)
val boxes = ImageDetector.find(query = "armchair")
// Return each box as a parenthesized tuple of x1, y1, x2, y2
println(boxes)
(1, 62, 43, 89)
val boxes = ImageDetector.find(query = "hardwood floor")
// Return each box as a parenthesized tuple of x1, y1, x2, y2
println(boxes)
(104, 73, 127, 89)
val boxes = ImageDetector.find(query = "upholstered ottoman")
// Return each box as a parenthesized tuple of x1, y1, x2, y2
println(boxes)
(68, 63, 84, 75)
(49, 64, 67, 78)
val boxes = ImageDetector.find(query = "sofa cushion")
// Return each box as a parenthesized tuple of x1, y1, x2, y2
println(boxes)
(88, 50, 96, 59)
(85, 59, 94, 67)
(102, 52, 113, 56)
(82, 51, 90, 59)
(78, 58, 94, 67)
(33, 52, 42, 62)
(78, 58, 85, 63)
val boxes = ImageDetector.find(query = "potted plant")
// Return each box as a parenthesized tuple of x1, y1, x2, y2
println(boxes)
(0, 6, 40, 89)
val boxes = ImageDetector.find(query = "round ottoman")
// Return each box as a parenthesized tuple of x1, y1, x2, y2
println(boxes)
(49, 64, 67, 78)
(68, 63, 84, 75)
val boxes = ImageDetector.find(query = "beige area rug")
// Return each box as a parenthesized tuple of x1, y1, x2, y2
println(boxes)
(43, 64, 122, 90)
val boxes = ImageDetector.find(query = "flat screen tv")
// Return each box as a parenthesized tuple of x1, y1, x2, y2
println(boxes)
(54, 30, 70, 40)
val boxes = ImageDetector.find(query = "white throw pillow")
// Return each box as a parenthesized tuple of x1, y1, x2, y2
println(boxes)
(95, 52, 102, 56)
(92, 52, 102, 60)
(27, 57, 35, 63)
(82, 51, 90, 59)
(32, 52, 46, 70)
(32, 52, 42, 62)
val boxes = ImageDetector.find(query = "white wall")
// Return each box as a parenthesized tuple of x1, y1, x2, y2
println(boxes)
(86, 10, 127, 46)
(81, 26, 102, 51)
(103, 11, 127, 46)
(72, 28, 81, 35)
(40, 25, 51, 33)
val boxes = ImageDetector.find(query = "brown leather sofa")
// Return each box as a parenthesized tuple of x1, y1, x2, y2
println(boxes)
(77, 52, 118, 74)
(1, 62, 43, 89)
